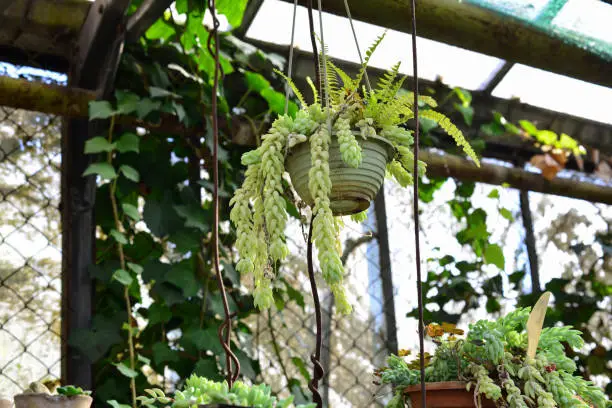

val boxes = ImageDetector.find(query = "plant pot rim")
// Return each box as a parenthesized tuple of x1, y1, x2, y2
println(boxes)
(403, 381, 470, 394)
(286, 132, 396, 158)
(13, 394, 92, 402)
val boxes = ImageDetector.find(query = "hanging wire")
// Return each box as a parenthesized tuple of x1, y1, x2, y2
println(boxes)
(342, 0, 372, 92)
(306, 0, 321, 96)
(206, 0, 240, 387)
(409, 0, 427, 406)
(284, 0, 299, 114)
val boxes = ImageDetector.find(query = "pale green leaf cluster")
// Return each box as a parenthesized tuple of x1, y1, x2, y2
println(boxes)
(379, 308, 610, 408)
(136, 375, 314, 408)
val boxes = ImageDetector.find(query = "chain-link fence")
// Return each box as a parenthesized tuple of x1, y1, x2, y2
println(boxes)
(0, 64, 64, 397)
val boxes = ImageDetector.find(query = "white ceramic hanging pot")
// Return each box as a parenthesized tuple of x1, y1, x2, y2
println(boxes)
(285, 132, 395, 216)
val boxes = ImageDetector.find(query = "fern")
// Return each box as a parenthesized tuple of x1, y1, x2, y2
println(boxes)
(318, 46, 343, 107)
(420, 110, 480, 166)
(274, 68, 306, 108)
(305, 76, 319, 105)
(353, 31, 387, 92)
(331, 62, 355, 91)
(376, 61, 402, 102)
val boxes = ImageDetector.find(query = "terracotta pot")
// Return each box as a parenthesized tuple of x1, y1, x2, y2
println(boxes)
(403, 381, 495, 408)
(0, 398, 13, 408)
(285, 133, 395, 216)
(13, 394, 92, 408)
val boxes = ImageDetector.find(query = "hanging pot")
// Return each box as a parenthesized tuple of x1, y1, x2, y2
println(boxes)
(285, 132, 395, 216)
(13, 394, 92, 408)
(403, 381, 496, 408)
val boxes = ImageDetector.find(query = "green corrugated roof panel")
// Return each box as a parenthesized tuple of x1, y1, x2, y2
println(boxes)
(469, 0, 612, 62)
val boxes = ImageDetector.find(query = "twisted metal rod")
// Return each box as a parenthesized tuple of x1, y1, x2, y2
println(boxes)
(306, 218, 324, 408)
(206, 0, 240, 386)
(409, 0, 427, 406)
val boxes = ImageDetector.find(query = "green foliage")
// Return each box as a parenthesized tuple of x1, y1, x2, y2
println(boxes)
(56, 386, 92, 397)
(378, 311, 610, 408)
(136, 375, 315, 408)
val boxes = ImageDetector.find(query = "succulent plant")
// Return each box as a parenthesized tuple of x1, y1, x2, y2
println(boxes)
(377, 309, 611, 408)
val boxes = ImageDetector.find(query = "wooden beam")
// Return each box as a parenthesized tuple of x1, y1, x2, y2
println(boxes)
(278, 0, 612, 88)
(247, 38, 612, 156)
(422, 150, 612, 205)
(126, 0, 174, 43)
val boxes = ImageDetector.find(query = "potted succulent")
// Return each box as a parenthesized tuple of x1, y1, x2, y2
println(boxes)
(230, 33, 480, 314)
(136, 374, 315, 408)
(13, 383, 92, 408)
(376, 306, 611, 408)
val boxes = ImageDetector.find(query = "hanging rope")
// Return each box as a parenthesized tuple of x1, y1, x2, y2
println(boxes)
(206, 0, 240, 387)
(409, 0, 427, 406)
(284, 0, 299, 114)
(342, 0, 372, 92)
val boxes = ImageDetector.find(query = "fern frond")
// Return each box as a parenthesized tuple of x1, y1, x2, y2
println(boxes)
(398, 92, 438, 108)
(376, 61, 401, 101)
(317, 42, 342, 107)
(420, 110, 480, 166)
(330, 61, 354, 91)
(273, 68, 306, 107)
(305, 76, 319, 105)
(353, 31, 387, 91)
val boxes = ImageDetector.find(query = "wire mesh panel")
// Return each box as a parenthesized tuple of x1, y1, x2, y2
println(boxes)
(0, 64, 63, 396)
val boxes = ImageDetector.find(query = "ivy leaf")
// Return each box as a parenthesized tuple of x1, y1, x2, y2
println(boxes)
(136, 98, 162, 119)
(110, 229, 128, 245)
(119, 165, 140, 182)
(122, 203, 140, 221)
(454, 103, 474, 126)
(152, 342, 179, 365)
(216, 0, 248, 28)
(244, 71, 271, 93)
(260, 88, 287, 115)
(115, 362, 139, 378)
(166, 261, 199, 297)
(147, 303, 172, 325)
(112, 269, 133, 286)
(174, 203, 209, 232)
(116, 133, 140, 153)
(291, 357, 311, 382)
(500, 208, 513, 221)
(484, 244, 505, 269)
(193, 358, 222, 381)
(115, 90, 141, 115)
(89, 101, 116, 120)
(487, 189, 500, 199)
(83, 163, 117, 179)
(145, 19, 175, 41)
(85, 137, 115, 154)
(149, 87, 181, 99)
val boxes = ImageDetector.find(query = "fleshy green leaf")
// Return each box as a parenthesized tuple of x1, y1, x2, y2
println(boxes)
(119, 165, 140, 182)
(85, 137, 115, 154)
(112, 269, 133, 286)
(116, 133, 140, 153)
(89, 101, 116, 120)
(83, 162, 117, 179)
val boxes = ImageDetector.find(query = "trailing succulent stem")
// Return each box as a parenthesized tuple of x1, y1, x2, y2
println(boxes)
(230, 35, 479, 314)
